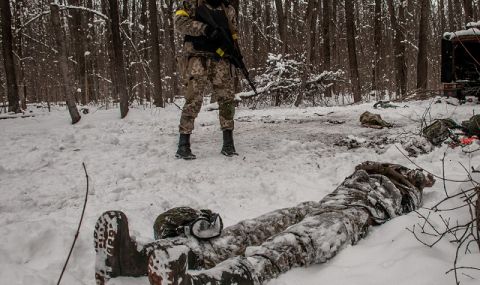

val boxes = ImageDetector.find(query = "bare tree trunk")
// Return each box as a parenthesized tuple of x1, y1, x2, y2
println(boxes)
(50, 3, 81, 124)
(140, 0, 150, 103)
(148, 0, 164, 107)
(295, 0, 317, 107)
(322, 0, 332, 97)
(14, 0, 27, 110)
(453, 0, 463, 30)
(0, 0, 20, 113)
(463, 0, 474, 23)
(439, 0, 446, 33)
(387, 0, 407, 98)
(264, 0, 272, 55)
(322, 0, 331, 70)
(86, 0, 96, 103)
(106, 0, 130, 117)
(372, 0, 382, 96)
(274, 0, 287, 55)
(161, 0, 178, 103)
(417, 0, 430, 91)
(447, 0, 454, 31)
(345, 0, 361, 103)
(68, 0, 88, 105)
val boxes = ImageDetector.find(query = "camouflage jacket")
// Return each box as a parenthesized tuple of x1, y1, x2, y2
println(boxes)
(174, 0, 239, 56)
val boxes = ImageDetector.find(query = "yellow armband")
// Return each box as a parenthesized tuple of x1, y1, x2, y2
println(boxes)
(175, 10, 190, 17)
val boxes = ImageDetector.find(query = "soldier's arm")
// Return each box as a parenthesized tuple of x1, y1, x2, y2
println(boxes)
(174, 1, 207, 37)
(225, 5, 239, 41)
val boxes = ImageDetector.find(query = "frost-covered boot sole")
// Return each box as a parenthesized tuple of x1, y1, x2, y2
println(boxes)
(94, 211, 147, 284)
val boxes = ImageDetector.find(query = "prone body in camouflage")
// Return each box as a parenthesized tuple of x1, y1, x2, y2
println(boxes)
(360, 111, 393, 129)
(94, 162, 434, 284)
(145, 162, 434, 285)
(175, 0, 239, 134)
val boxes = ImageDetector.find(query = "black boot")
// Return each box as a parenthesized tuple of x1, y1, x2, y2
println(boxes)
(221, 130, 238, 157)
(176, 134, 196, 160)
(94, 211, 148, 284)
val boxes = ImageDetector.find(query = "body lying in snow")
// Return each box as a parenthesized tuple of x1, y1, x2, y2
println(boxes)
(93, 161, 435, 285)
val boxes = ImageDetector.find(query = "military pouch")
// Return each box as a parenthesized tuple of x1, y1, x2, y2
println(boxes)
(422, 119, 458, 145)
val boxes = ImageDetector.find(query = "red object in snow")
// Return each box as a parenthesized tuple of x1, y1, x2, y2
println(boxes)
(460, 136, 479, 145)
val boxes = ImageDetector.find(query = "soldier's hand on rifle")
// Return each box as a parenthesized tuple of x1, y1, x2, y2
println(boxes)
(204, 25, 222, 42)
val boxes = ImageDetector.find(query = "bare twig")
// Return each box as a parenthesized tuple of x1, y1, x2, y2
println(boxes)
(56, 163, 90, 285)
(394, 145, 471, 183)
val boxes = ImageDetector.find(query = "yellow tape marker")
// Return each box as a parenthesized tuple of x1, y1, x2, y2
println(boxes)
(175, 10, 190, 17)
(216, 48, 225, 57)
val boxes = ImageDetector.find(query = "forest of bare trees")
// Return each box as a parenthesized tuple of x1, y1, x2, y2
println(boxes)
(1, 0, 479, 117)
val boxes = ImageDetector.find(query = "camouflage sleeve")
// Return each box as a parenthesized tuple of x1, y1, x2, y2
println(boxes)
(174, 0, 207, 37)
(225, 5, 239, 41)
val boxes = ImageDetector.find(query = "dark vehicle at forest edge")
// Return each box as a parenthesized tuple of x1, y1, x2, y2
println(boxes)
(441, 21, 480, 102)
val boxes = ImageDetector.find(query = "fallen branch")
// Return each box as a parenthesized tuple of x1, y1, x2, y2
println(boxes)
(56, 163, 90, 285)
(0, 114, 36, 120)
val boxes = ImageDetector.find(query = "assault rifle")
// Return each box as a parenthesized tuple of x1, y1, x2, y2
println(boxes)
(196, 5, 259, 97)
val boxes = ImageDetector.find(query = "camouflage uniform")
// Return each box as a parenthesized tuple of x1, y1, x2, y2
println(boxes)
(175, 0, 239, 134)
(94, 162, 435, 285)
(360, 111, 393, 129)
(145, 162, 434, 285)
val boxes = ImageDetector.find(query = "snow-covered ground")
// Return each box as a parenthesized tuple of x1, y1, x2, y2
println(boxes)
(0, 99, 479, 285)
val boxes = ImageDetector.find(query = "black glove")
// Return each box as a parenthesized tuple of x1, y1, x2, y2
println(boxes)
(204, 25, 222, 42)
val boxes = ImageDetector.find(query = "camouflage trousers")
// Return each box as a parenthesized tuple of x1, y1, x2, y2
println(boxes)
(179, 56, 235, 134)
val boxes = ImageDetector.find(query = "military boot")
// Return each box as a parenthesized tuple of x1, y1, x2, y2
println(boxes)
(221, 130, 238, 157)
(176, 134, 196, 160)
(94, 211, 148, 285)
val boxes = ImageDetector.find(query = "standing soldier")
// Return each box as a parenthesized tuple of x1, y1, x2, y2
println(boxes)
(174, 0, 240, 160)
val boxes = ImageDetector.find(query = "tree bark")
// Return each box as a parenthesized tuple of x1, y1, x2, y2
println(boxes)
(463, 0, 474, 23)
(106, 0, 130, 117)
(345, 0, 361, 103)
(386, 0, 407, 98)
(417, 0, 430, 91)
(372, 0, 382, 95)
(0, 0, 20, 113)
(68, 0, 88, 105)
(161, 0, 178, 103)
(447, 0, 454, 31)
(14, 0, 27, 110)
(439, 0, 446, 34)
(50, 3, 81, 124)
(140, 0, 150, 102)
(274, 0, 287, 55)
(453, 0, 462, 30)
(148, 0, 164, 107)
(322, 0, 331, 71)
